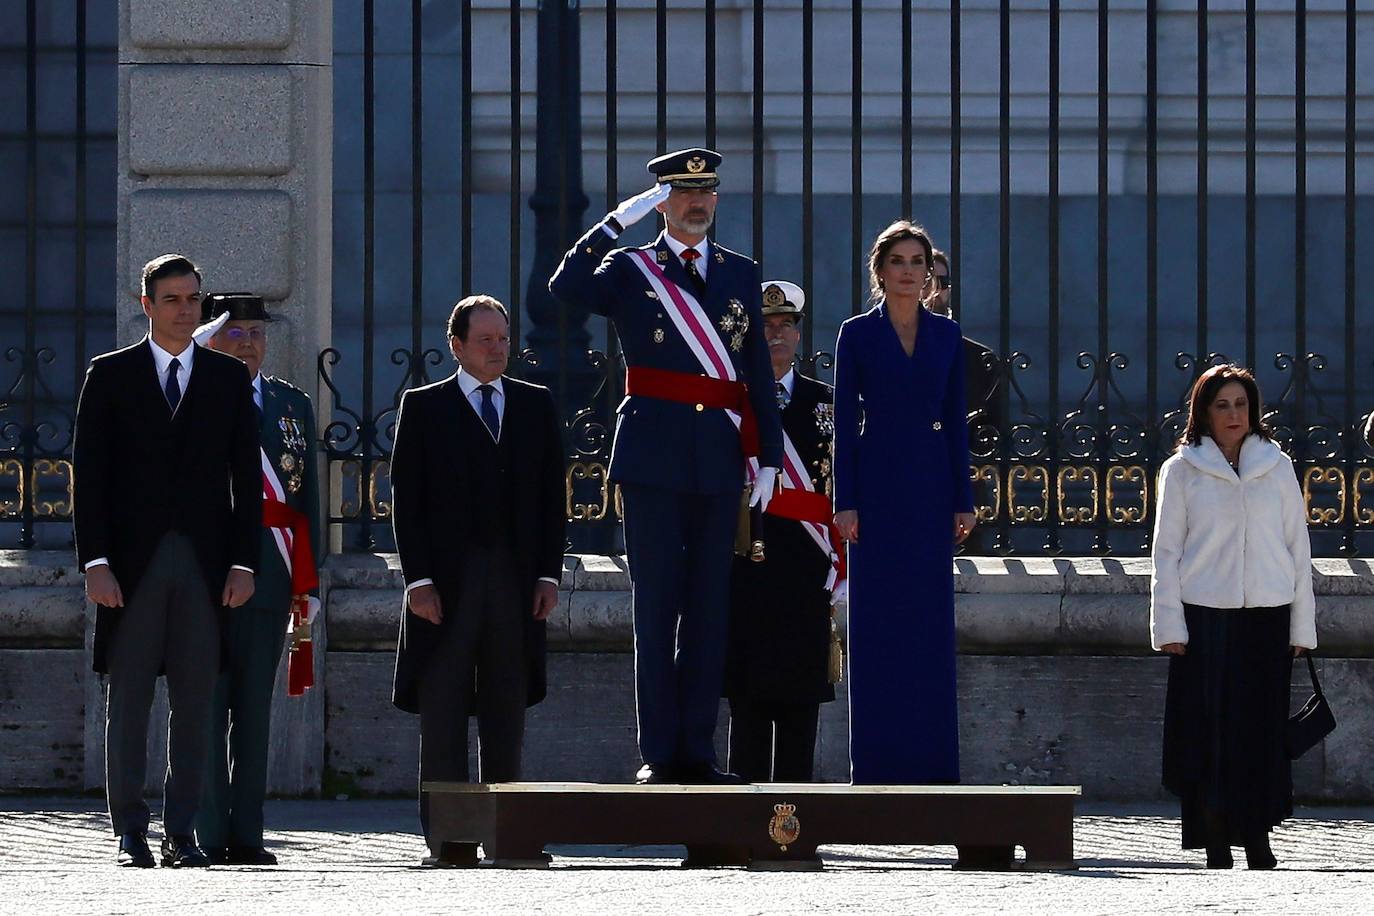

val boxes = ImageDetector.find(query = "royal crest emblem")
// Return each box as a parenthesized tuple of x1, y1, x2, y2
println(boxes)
(657, 249, 670, 263)
(767, 803, 801, 851)
(686, 156, 706, 174)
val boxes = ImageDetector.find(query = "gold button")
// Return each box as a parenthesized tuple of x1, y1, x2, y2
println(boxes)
(585, 247, 593, 254)
(932, 421, 942, 431)
(695, 403, 705, 412)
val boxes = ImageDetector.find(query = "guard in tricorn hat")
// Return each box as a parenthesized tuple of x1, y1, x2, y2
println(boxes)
(724, 279, 844, 783)
(549, 150, 784, 785)
(195, 292, 320, 866)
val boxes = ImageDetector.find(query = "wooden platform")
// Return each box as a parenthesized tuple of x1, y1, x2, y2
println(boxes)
(422, 782, 1080, 871)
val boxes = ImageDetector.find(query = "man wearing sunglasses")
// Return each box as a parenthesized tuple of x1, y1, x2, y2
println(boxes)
(197, 293, 321, 865)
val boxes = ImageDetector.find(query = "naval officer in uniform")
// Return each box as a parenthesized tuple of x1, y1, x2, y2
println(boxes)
(724, 281, 840, 784)
(549, 149, 784, 784)
(196, 293, 321, 865)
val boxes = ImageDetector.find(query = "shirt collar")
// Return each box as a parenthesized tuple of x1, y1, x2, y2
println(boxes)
(251, 372, 263, 396)
(148, 337, 195, 375)
(456, 367, 504, 399)
(662, 232, 709, 264)
(777, 367, 796, 396)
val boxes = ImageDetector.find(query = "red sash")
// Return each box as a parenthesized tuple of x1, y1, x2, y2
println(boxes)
(262, 498, 317, 696)
(766, 487, 847, 583)
(624, 365, 760, 458)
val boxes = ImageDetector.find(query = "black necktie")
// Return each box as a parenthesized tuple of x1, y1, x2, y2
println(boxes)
(681, 249, 707, 299)
(165, 357, 182, 411)
(477, 384, 500, 440)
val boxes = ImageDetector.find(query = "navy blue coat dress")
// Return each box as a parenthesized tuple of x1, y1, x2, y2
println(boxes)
(833, 303, 974, 784)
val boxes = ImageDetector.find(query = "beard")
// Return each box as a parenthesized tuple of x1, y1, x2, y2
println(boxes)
(667, 208, 715, 236)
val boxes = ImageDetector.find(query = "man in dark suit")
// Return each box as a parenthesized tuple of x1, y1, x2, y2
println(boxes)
(389, 295, 566, 867)
(73, 254, 261, 868)
(549, 149, 784, 785)
(197, 293, 321, 866)
(725, 281, 840, 783)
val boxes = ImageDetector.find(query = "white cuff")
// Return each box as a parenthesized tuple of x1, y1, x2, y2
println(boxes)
(601, 224, 618, 240)
(84, 557, 109, 571)
(230, 565, 255, 575)
(406, 578, 435, 593)
(537, 576, 560, 587)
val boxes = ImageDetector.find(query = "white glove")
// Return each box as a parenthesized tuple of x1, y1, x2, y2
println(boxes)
(608, 184, 672, 231)
(749, 466, 779, 512)
(192, 311, 230, 347)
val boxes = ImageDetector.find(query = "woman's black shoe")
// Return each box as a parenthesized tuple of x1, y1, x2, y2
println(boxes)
(1245, 840, 1277, 870)
(1205, 845, 1234, 869)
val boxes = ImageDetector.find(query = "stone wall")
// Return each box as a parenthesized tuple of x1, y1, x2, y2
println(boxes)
(3, 552, 1371, 801)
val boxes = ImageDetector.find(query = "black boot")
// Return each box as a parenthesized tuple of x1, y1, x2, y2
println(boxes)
(1203, 807, 1232, 869)
(1244, 835, 1277, 870)
(1205, 844, 1234, 869)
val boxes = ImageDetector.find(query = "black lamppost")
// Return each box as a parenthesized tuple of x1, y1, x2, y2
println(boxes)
(523, 0, 593, 416)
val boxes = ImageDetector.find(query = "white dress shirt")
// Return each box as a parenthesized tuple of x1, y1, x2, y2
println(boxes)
(456, 367, 505, 440)
(661, 233, 709, 281)
(85, 339, 253, 575)
(251, 372, 264, 412)
(405, 370, 560, 594)
(776, 367, 796, 402)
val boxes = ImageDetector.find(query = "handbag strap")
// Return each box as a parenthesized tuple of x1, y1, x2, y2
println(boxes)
(1304, 653, 1324, 698)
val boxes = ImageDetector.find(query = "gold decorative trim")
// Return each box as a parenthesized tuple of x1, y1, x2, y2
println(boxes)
(1105, 465, 1148, 524)
(566, 461, 611, 522)
(30, 459, 72, 517)
(1302, 466, 1344, 525)
(1354, 468, 1374, 526)
(370, 461, 392, 520)
(1009, 465, 1049, 523)
(0, 458, 21, 516)
(1057, 466, 1098, 524)
(971, 464, 1000, 523)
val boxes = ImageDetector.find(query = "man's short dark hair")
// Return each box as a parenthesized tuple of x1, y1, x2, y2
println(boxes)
(447, 294, 510, 342)
(141, 254, 202, 299)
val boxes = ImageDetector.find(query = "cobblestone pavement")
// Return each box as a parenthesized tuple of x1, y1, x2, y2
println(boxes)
(1, 798, 1371, 914)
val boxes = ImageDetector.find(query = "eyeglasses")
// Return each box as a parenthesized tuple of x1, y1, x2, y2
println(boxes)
(936, 275, 953, 290)
(223, 327, 265, 342)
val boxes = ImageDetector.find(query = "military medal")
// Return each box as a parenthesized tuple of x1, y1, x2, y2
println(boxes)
(280, 453, 297, 473)
(288, 474, 302, 493)
(657, 250, 670, 263)
(653, 328, 665, 344)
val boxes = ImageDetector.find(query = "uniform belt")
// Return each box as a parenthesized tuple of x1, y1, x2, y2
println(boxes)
(624, 365, 760, 458)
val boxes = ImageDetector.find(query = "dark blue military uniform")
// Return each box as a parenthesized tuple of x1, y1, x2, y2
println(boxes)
(549, 160, 782, 776)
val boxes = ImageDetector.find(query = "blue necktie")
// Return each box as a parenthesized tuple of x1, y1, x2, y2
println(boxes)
(477, 384, 500, 440)
(165, 357, 182, 411)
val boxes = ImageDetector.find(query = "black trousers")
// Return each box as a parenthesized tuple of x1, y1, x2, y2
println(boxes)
(105, 532, 220, 837)
(727, 698, 821, 783)
(416, 547, 527, 851)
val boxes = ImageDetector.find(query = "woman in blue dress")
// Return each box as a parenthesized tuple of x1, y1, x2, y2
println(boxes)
(833, 220, 977, 784)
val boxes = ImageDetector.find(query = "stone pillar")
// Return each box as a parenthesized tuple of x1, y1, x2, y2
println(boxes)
(97, 0, 333, 796)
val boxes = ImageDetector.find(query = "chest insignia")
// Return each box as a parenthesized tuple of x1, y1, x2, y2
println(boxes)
(813, 402, 835, 438)
(653, 328, 665, 344)
(645, 290, 658, 300)
(657, 249, 670, 263)
(719, 299, 749, 351)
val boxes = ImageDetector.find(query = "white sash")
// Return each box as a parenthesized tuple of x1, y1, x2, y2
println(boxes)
(261, 447, 293, 576)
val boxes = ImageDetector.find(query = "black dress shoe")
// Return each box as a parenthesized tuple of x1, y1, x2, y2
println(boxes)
(1244, 839, 1277, 870)
(1205, 845, 1234, 869)
(161, 835, 211, 868)
(420, 842, 479, 868)
(228, 846, 278, 866)
(635, 763, 676, 785)
(678, 763, 746, 785)
(117, 832, 155, 868)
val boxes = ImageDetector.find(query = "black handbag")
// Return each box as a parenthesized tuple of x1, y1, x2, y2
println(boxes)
(1285, 653, 1336, 760)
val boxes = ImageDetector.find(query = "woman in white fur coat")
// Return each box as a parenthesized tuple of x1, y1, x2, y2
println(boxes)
(1151, 364, 1317, 871)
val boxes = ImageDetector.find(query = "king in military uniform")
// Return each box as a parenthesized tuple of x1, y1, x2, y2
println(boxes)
(724, 280, 844, 783)
(196, 293, 321, 865)
(549, 149, 784, 784)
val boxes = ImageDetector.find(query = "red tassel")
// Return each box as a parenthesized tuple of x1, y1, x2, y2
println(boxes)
(288, 640, 313, 697)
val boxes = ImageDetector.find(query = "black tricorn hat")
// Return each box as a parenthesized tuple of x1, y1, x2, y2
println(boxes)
(647, 148, 722, 189)
(200, 292, 274, 323)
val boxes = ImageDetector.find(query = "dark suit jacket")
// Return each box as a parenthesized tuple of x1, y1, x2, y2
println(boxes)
(389, 373, 566, 714)
(73, 338, 261, 674)
(548, 224, 784, 494)
(253, 374, 322, 611)
(725, 373, 836, 706)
